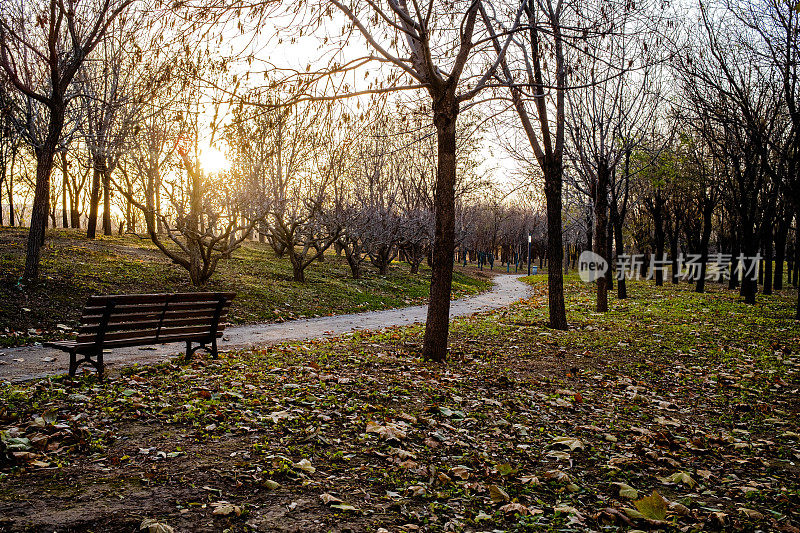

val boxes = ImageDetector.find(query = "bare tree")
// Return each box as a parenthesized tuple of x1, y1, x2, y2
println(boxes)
(481, 0, 577, 329)
(78, 16, 151, 238)
(0, 84, 22, 226)
(121, 125, 258, 285)
(677, 1, 783, 304)
(229, 94, 344, 282)
(730, 0, 800, 315)
(564, 0, 665, 310)
(280, 0, 523, 360)
(0, 0, 136, 282)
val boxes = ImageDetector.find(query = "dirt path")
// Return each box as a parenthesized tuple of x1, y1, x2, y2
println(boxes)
(0, 274, 530, 383)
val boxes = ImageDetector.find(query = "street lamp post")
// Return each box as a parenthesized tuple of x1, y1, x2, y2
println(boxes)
(527, 233, 532, 276)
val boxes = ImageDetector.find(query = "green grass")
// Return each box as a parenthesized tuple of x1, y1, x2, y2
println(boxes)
(0, 227, 490, 347)
(1, 273, 798, 531)
(0, 272, 797, 531)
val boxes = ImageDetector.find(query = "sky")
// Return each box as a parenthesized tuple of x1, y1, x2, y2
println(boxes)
(191, 4, 525, 192)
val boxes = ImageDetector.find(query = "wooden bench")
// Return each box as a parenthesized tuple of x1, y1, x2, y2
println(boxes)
(44, 292, 236, 380)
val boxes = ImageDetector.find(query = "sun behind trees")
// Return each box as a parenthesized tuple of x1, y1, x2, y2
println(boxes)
(1, 0, 799, 344)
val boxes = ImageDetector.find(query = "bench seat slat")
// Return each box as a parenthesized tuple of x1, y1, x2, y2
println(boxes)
(85, 292, 236, 305)
(69, 330, 224, 352)
(78, 307, 231, 327)
(77, 314, 231, 335)
(82, 302, 232, 316)
(76, 323, 229, 344)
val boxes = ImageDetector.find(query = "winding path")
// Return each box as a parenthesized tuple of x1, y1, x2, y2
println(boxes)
(0, 274, 530, 383)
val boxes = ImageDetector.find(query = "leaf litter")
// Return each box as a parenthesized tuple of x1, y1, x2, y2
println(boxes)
(0, 279, 798, 532)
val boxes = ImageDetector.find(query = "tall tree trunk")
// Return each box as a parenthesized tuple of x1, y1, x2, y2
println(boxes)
(422, 101, 458, 362)
(23, 106, 65, 282)
(696, 197, 713, 293)
(86, 165, 101, 239)
(612, 213, 626, 299)
(545, 158, 568, 329)
(773, 216, 788, 291)
(156, 182, 163, 234)
(594, 164, 609, 312)
(763, 226, 773, 296)
(741, 268, 757, 303)
(669, 229, 679, 284)
(605, 216, 613, 291)
(68, 173, 80, 229)
(585, 233, 592, 253)
(740, 222, 758, 304)
(794, 235, 799, 288)
(61, 168, 68, 228)
(125, 200, 134, 233)
(653, 200, 665, 287)
(61, 150, 71, 228)
(7, 163, 14, 227)
(729, 230, 740, 290)
(0, 160, 5, 226)
(48, 201, 57, 229)
(187, 160, 204, 286)
(102, 169, 112, 236)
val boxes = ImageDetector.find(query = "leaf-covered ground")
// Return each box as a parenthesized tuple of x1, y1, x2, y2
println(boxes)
(0, 227, 489, 347)
(0, 276, 798, 532)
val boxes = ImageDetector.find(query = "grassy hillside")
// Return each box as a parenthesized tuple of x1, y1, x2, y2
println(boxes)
(0, 228, 491, 347)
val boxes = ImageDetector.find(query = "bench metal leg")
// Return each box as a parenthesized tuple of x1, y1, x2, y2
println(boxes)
(96, 352, 104, 382)
(69, 351, 78, 377)
(68, 351, 104, 381)
(185, 340, 217, 361)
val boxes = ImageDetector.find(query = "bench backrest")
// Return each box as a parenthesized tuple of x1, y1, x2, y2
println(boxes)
(74, 292, 236, 350)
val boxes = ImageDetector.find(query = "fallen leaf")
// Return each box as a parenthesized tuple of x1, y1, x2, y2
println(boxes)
(211, 502, 242, 516)
(633, 491, 667, 521)
(668, 471, 697, 488)
(612, 482, 639, 500)
(488, 484, 510, 503)
(293, 458, 315, 473)
(330, 503, 359, 512)
(495, 462, 516, 476)
(739, 508, 764, 521)
(500, 502, 529, 515)
(450, 466, 470, 479)
(320, 493, 342, 505)
(552, 436, 584, 451)
(366, 420, 407, 441)
(140, 519, 174, 533)
(554, 504, 580, 515)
